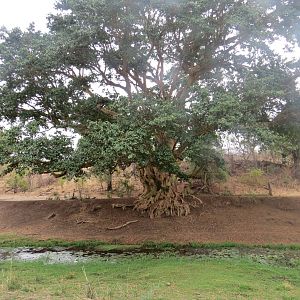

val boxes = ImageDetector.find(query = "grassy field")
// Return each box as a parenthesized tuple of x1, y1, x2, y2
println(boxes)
(0, 235, 300, 299)
(0, 255, 300, 299)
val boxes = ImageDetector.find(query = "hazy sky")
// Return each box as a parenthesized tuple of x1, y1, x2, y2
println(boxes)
(0, 0, 56, 30)
(0, 0, 299, 61)
(1, 0, 299, 59)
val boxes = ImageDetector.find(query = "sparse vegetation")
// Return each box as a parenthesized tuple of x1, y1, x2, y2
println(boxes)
(0, 157, 299, 200)
(47, 191, 61, 201)
(115, 172, 135, 198)
(240, 168, 266, 187)
(5, 171, 29, 193)
(57, 177, 66, 191)
(74, 177, 89, 200)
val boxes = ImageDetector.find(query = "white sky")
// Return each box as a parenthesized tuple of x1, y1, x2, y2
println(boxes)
(0, 0, 56, 30)
(0, 0, 298, 57)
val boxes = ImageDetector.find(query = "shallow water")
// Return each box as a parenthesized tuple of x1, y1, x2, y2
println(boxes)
(0, 247, 167, 264)
(0, 247, 299, 266)
(0, 248, 88, 263)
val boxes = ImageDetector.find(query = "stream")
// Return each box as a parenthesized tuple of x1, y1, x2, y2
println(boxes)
(0, 247, 153, 264)
(0, 246, 300, 266)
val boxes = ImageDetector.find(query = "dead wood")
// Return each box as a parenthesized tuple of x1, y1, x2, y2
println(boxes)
(76, 219, 92, 225)
(90, 205, 102, 212)
(107, 220, 138, 230)
(263, 182, 273, 196)
(112, 203, 134, 210)
(47, 213, 56, 219)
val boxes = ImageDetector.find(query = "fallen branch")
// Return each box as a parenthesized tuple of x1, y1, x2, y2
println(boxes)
(107, 220, 138, 230)
(47, 213, 56, 220)
(112, 203, 134, 210)
(90, 205, 102, 212)
(76, 219, 92, 225)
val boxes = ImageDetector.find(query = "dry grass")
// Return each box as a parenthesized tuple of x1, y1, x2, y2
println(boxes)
(0, 167, 142, 201)
(0, 159, 299, 201)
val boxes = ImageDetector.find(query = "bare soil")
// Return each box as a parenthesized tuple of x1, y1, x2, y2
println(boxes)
(0, 195, 300, 244)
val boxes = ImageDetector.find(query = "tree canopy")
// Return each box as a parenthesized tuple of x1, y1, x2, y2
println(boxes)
(0, 0, 299, 217)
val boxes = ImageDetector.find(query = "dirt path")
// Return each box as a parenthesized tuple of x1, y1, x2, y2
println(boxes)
(0, 195, 299, 244)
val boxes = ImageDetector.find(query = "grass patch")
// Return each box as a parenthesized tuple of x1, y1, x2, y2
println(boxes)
(141, 241, 300, 251)
(0, 256, 299, 299)
(1, 234, 300, 251)
(0, 234, 139, 251)
(0, 234, 300, 299)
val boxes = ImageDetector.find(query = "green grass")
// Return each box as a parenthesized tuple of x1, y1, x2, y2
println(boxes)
(0, 234, 110, 248)
(0, 235, 300, 299)
(1, 234, 300, 251)
(0, 234, 141, 251)
(0, 256, 300, 299)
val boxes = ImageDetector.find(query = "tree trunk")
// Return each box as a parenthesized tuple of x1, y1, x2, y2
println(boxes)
(106, 173, 113, 192)
(134, 166, 190, 218)
(292, 149, 300, 180)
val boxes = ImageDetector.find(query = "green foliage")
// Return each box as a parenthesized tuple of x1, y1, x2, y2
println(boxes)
(5, 171, 30, 193)
(74, 119, 150, 175)
(0, 125, 74, 176)
(241, 168, 267, 187)
(58, 177, 66, 190)
(0, 0, 299, 193)
(186, 136, 228, 190)
(115, 172, 135, 197)
(271, 100, 300, 178)
(74, 177, 89, 200)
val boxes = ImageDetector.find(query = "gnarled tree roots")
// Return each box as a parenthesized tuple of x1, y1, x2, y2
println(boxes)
(134, 166, 191, 218)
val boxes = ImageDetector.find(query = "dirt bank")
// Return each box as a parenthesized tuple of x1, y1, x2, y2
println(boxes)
(0, 195, 299, 244)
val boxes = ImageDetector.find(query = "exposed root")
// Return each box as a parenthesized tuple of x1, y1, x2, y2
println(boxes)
(135, 188, 190, 218)
(188, 194, 204, 208)
(135, 166, 192, 218)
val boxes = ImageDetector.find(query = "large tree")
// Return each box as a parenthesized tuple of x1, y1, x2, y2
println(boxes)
(0, 0, 299, 217)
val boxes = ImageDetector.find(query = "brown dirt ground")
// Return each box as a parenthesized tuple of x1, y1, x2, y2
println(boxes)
(0, 195, 300, 245)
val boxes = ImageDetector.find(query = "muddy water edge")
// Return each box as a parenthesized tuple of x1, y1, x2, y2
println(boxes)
(0, 246, 300, 266)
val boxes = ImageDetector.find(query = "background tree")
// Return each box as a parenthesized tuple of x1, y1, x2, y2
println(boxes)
(0, 0, 299, 217)
(272, 100, 300, 178)
(225, 59, 300, 169)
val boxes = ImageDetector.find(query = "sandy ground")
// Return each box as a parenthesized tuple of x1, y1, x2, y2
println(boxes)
(0, 195, 299, 245)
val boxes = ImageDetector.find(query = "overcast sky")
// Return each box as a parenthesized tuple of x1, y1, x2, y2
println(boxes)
(1, 0, 299, 59)
(0, 0, 56, 30)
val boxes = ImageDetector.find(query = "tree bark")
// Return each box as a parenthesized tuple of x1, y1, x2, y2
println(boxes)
(292, 148, 300, 180)
(134, 166, 190, 218)
(106, 173, 113, 192)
